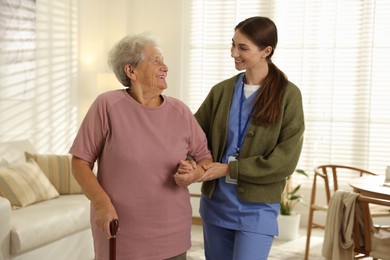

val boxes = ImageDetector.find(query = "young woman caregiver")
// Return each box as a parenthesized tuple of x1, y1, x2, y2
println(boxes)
(185, 16, 305, 260)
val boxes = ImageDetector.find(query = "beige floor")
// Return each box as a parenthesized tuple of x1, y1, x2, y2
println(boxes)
(190, 225, 377, 259)
(273, 227, 325, 256)
(190, 225, 325, 259)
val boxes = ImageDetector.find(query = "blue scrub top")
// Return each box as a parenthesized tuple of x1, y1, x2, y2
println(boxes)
(200, 73, 280, 236)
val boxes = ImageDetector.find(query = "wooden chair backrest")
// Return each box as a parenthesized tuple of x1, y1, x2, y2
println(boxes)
(313, 165, 376, 206)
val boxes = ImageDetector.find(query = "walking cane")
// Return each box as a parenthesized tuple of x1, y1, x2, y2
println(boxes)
(109, 219, 119, 260)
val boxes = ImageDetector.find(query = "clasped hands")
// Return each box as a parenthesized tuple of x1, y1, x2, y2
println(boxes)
(174, 160, 228, 187)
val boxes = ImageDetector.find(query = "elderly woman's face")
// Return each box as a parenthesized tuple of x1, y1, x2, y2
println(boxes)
(133, 45, 168, 92)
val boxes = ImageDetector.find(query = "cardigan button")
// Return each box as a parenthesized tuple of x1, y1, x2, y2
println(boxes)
(237, 187, 244, 193)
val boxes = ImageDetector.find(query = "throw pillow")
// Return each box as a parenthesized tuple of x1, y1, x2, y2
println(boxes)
(25, 152, 83, 195)
(0, 159, 59, 208)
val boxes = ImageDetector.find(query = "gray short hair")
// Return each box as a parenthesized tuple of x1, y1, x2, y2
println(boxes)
(107, 33, 160, 87)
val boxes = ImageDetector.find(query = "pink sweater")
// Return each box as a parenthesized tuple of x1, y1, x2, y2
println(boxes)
(70, 90, 211, 260)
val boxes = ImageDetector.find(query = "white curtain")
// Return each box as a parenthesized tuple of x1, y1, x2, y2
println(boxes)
(183, 0, 390, 178)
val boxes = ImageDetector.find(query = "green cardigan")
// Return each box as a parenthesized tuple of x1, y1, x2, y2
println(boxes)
(195, 74, 305, 203)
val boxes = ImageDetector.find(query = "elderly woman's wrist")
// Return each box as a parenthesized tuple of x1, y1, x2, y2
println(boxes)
(91, 193, 111, 210)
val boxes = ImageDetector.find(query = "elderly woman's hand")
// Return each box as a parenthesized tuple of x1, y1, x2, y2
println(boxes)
(174, 160, 196, 186)
(174, 159, 213, 186)
(177, 159, 196, 174)
(92, 199, 119, 239)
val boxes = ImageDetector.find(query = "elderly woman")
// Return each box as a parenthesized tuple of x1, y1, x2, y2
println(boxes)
(69, 33, 212, 260)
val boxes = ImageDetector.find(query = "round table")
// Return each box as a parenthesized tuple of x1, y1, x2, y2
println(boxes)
(349, 175, 390, 201)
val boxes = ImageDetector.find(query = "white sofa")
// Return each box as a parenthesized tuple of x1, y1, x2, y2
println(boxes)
(0, 141, 94, 260)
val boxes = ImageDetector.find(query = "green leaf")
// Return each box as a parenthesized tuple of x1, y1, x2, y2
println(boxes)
(280, 168, 310, 215)
(289, 185, 301, 195)
(289, 195, 302, 201)
(295, 169, 309, 177)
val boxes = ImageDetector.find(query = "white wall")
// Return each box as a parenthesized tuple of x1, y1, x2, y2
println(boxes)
(78, 0, 185, 120)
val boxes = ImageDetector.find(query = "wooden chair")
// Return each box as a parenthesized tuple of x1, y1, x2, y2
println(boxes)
(353, 196, 390, 259)
(304, 165, 381, 260)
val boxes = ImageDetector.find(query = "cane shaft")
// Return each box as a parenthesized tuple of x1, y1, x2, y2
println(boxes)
(109, 219, 119, 260)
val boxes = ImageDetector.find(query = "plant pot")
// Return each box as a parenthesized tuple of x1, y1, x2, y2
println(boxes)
(277, 213, 301, 240)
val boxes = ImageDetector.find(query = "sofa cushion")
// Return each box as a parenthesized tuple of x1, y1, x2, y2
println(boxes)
(0, 159, 59, 208)
(25, 152, 83, 195)
(10, 194, 91, 255)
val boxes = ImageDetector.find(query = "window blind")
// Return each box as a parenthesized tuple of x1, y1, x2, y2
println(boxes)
(0, 0, 78, 153)
(183, 0, 390, 180)
(0, 0, 36, 99)
(34, 0, 79, 150)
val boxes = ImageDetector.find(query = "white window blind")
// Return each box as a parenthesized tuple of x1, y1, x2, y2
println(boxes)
(0, 0, 36, 99)
(34, 0, 79, 150)
(183, 0, 390, 179)
(0, 0, 78, 153)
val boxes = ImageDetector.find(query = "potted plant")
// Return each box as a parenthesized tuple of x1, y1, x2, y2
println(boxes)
(277, 169, 309, 240)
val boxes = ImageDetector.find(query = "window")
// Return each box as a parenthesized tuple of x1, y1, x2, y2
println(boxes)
(183, 0, 390, 176)
(0, 0, 36, 99)
(0, 0, 78, 152)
